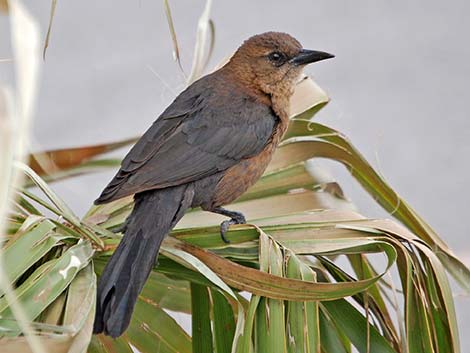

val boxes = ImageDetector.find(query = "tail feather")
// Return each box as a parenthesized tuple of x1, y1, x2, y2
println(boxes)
(93, 185, 193, 337)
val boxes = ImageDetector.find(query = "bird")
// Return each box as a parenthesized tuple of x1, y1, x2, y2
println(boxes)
(93, 31, 334, 337)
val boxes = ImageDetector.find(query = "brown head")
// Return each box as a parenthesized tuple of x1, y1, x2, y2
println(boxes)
(226, 32, 334, 100)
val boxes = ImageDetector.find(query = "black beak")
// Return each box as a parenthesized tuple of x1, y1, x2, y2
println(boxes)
(290, 49, 335, 66)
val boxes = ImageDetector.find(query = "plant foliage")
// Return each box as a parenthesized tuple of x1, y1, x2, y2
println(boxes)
(0, 1, 468, 353)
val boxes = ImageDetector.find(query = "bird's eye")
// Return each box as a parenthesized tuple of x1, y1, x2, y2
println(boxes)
(268, 51, 286, 66)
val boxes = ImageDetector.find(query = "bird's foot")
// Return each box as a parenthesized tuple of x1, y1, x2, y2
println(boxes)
(220, 214, 246, 244)
(221, 212, 246, 243)
(210, 207, 247, 244)
(220, 219, 236, 243)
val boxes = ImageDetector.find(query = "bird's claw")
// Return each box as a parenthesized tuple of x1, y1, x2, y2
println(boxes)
(219, 215, 247, 244)
(220, 220, 233, 243)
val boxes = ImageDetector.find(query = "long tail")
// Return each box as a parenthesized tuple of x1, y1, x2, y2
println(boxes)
(93, 185, 193, 337)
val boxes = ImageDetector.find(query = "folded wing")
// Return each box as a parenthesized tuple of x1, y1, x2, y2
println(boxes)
(95, 74, 277, 204)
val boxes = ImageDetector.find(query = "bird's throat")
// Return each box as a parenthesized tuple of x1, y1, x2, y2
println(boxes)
(271, 93, 291, 138)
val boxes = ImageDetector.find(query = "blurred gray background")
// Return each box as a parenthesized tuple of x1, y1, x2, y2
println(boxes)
(1, 0, 469, 348)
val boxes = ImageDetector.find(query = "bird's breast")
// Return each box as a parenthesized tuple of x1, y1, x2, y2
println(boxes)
(210, 121, 287, 208)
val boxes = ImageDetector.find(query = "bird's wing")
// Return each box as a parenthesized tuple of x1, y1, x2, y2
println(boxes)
(95, 76, 277, 204)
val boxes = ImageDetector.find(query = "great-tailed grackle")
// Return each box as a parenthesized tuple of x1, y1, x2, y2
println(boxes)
(93, 32, 333, 337)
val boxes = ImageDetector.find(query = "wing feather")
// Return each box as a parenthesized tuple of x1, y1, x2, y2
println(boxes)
(95, 74, 277, 204)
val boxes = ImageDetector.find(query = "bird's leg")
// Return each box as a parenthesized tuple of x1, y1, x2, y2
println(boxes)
(210, 207, 247, 243)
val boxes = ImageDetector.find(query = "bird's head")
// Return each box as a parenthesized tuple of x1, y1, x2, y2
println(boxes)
(228, 32, 334, 99)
